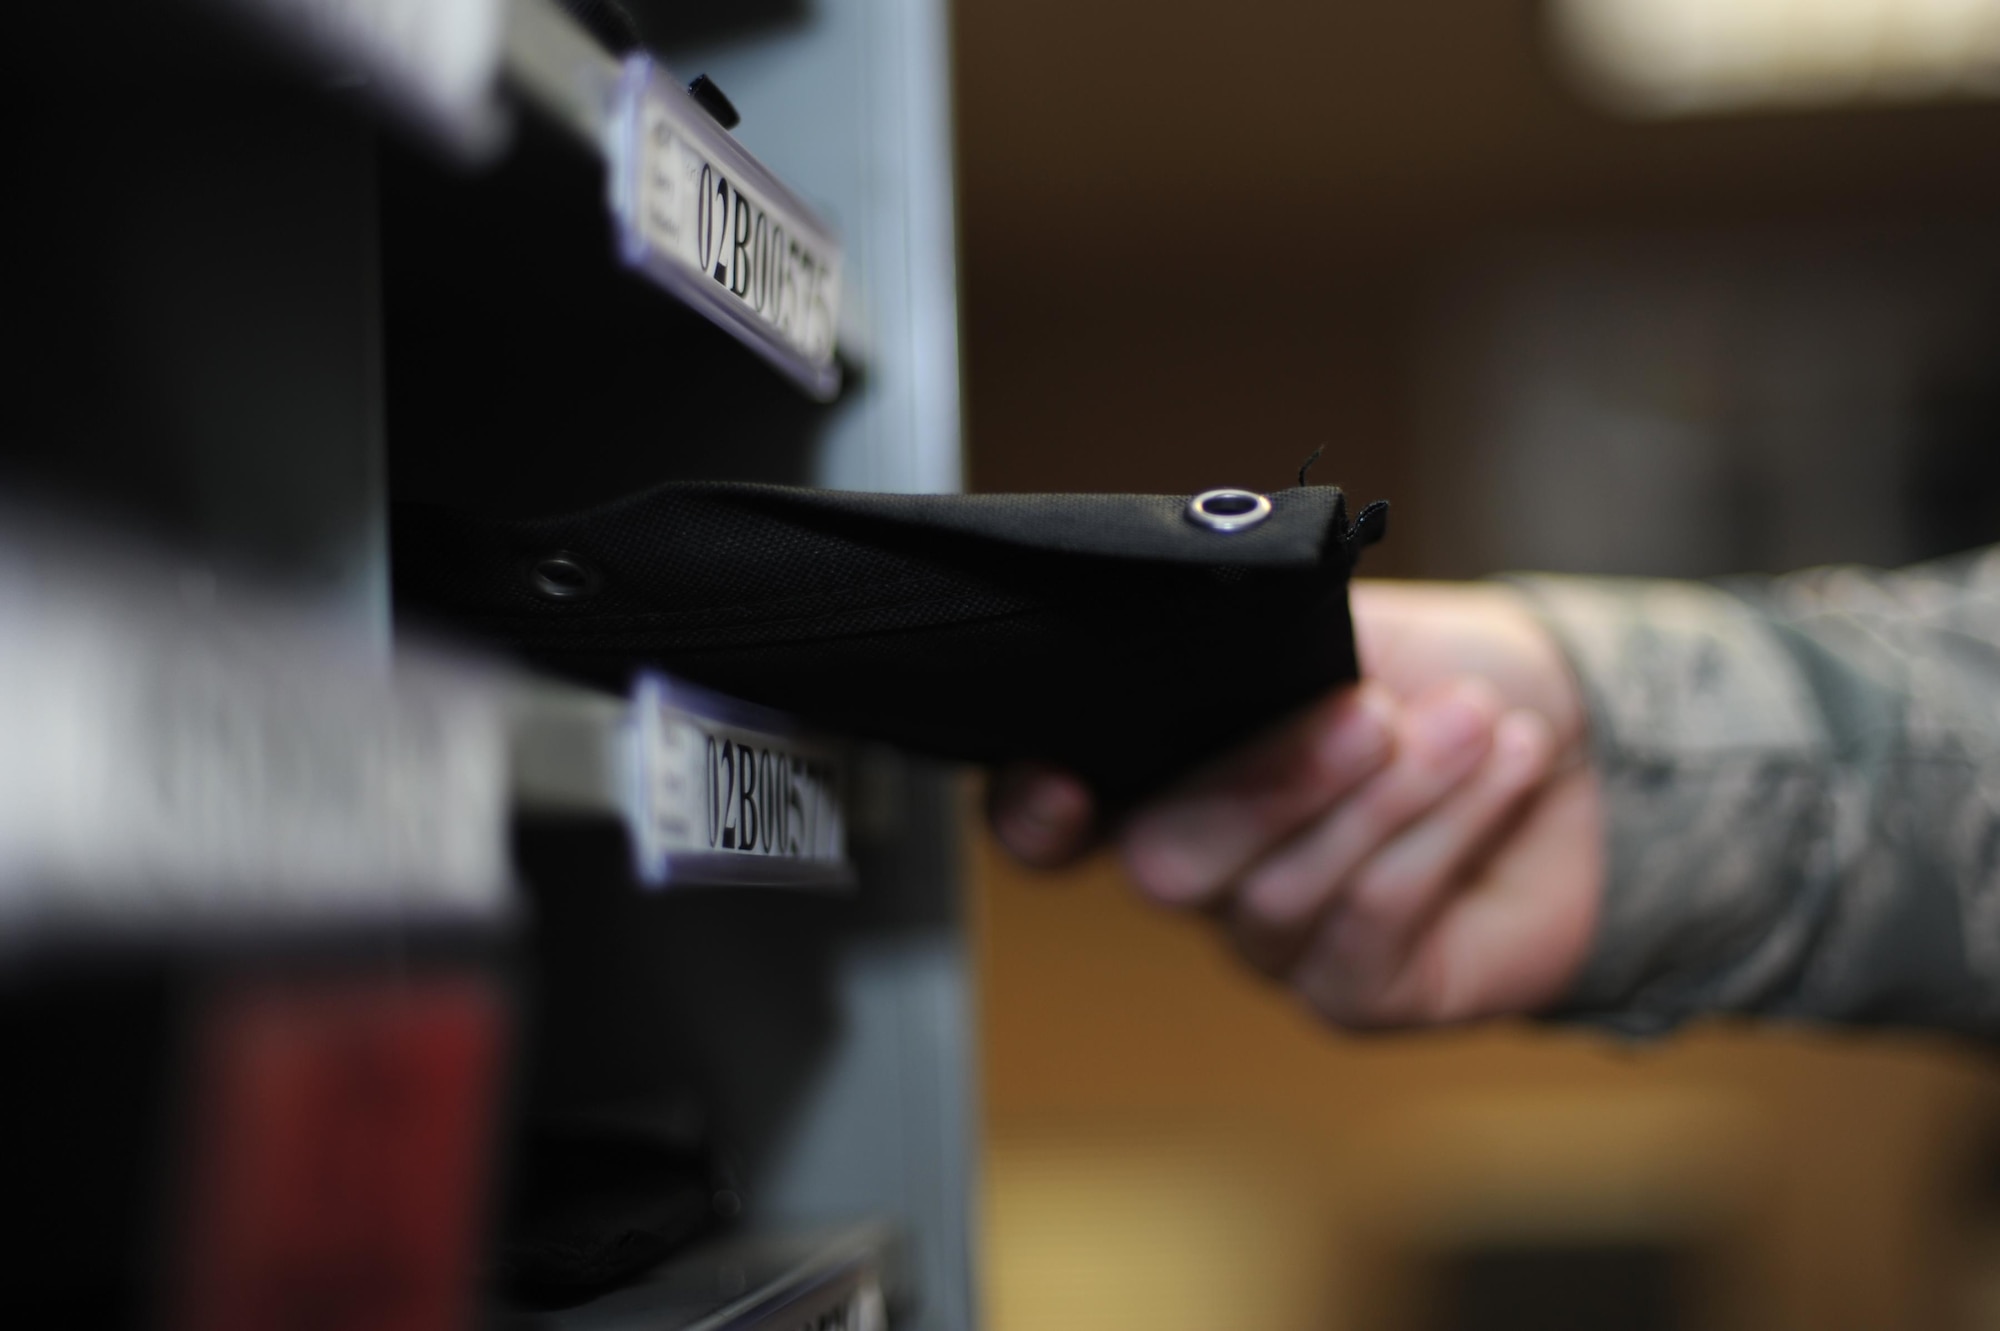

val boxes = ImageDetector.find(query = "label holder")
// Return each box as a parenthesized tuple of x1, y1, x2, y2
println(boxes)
(607, 56, 845, 401)
(627, 673, 852, 890)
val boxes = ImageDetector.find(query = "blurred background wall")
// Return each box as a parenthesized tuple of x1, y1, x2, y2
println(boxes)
(955, 2, 2000, 1328)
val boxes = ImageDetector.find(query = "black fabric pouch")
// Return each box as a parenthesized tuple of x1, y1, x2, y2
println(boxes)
(393, 483, 1386, 809)
(497, 1108, 724, 1309)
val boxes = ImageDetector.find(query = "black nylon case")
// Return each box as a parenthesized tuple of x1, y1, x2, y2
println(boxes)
(394, 483, 1385, 808)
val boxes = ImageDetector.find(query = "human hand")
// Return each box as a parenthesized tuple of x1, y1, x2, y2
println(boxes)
(987, 581, 1603, 1028)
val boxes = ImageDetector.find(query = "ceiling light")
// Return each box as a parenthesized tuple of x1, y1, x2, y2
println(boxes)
(1548, 0, 2000, 117)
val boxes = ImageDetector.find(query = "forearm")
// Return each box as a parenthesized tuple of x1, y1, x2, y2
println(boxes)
(1512, 549, 2000, 1038)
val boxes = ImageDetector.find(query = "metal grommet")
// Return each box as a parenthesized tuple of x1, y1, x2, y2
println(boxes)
(527, 551, 602, 601)
(1185, 488, 1273, 533)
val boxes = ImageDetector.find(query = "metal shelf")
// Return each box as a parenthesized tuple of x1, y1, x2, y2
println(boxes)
(0, 515, 857, 951)
(7, 1, 970, 1326)
(509, 1224, 900, 1331)
(216, 0, 851, 398)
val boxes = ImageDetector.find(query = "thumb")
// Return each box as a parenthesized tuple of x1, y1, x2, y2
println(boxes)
(989, 764, 1096, 869)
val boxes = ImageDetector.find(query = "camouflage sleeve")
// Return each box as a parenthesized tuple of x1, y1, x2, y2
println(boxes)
(1510, 548, 2000, 1039)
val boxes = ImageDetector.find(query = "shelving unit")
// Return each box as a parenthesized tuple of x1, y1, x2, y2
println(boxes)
(519, 1223, 902, 1330)
(1, 0, 971, 1326)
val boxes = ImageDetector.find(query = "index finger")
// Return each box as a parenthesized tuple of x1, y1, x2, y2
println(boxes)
(1119, 682, 1398, 907)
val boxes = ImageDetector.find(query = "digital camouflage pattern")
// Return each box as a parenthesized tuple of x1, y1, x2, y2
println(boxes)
(1514, 548, 2000, 1039)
